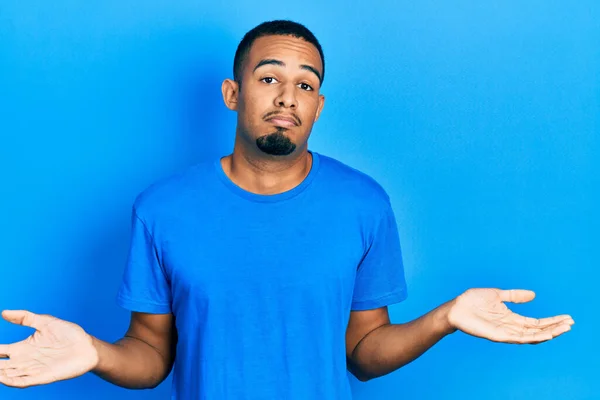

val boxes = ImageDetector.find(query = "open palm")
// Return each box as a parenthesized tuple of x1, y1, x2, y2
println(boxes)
(447, 288, 574, 344)
(0, 310, 98, 388)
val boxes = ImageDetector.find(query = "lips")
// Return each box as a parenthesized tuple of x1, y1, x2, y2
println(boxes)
(266, 116, 298, 127)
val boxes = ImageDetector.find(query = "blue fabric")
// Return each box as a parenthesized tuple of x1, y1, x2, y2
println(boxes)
(116, 150, 408, 399)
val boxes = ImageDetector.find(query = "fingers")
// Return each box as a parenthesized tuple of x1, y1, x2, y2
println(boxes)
(0, 374, 47, 389)
(498, 289, 536, 303)
(504, 320, 573, 344)
(0, 339, 31, 360)
(0, 363, 56, 388)
(519, 314, 574, 328)
(0, 344, 11, 358)
(0, 357, 51, 389)
(0, 359, 38, 372)
(1, 367, 27, 378)
(0, 359, 16, 370)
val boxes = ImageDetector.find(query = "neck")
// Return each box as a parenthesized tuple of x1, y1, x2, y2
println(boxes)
(220, 141, 313, 196)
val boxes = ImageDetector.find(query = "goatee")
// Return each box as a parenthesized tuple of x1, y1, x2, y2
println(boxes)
(256, 127, 296, 156)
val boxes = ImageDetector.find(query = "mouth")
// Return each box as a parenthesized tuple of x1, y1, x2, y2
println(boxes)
(266, 116, 299, 128)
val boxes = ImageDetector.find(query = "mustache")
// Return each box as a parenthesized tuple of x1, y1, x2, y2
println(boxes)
(263, 111, 302, 126)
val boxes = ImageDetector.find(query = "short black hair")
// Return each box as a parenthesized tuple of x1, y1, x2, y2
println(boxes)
(233, 20, 325, 87)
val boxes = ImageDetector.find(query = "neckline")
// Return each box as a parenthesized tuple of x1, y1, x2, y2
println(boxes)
(214, 150, 321, 203)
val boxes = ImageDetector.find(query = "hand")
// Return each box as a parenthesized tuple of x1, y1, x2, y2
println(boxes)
(0, 310, 99, 388)
(447, 288, 574, 344)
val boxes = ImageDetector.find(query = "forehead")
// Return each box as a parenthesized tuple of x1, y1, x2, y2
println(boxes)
(246, 35, 323, 72)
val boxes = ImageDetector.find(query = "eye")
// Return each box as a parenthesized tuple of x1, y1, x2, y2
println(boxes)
(298, 82, 314, 91)
(261, 77, 278, 84)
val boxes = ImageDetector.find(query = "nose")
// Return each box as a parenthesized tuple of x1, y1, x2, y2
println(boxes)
(274, 83, 297, 109)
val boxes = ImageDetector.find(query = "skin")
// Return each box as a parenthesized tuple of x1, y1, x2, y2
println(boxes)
(0, 35, 575, 390)
(220, 34, 325, 195)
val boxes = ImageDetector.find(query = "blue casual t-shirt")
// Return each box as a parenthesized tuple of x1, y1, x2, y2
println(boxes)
(116, 150, 408, 399)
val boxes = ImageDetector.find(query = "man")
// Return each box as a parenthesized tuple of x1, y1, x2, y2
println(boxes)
(0, 20, 574, 398)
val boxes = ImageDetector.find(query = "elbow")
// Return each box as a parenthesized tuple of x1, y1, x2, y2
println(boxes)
(354, 369, 379, 382)
(348, 360, 377, 382)
(150, 360, 175, 389)
(147, 376, 164, 389)
(353, 369, 380, 382)
(141, 356, 174, 390)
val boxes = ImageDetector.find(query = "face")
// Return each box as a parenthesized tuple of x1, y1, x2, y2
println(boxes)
(222, 35, 325, 157)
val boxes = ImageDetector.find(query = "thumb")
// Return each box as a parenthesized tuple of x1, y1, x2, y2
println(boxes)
(1, 310, 48, 330)
(498, 289, 536, 303)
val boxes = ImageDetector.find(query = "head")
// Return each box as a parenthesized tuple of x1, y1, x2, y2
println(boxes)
(222, 20, 326, 157)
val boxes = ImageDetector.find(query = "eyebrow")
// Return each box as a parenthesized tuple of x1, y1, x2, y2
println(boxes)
(253, 58, 322, 85)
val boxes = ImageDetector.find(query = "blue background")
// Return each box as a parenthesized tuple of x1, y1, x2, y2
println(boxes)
(1, 1, 598, 399)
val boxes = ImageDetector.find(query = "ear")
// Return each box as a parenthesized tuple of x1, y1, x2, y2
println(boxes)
(314, 94, 325, 122)
(221, 79, 240, 111)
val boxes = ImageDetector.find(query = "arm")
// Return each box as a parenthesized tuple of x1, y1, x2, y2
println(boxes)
(0, 310, 176, 389)
(346, 289, 574, 382)
(346, 300, 455, 382)
(92, 311, 177, 389)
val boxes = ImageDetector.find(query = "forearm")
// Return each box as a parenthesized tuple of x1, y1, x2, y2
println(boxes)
(349, 299, 456, 381)
(90, 335, 171, 389)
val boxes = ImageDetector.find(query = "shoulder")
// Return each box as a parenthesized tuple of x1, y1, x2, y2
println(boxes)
(316, 152, 391, 209)
(131, 160, 212, 221)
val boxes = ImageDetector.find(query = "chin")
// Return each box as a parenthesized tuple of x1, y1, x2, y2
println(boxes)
(255, 131, 297, 156)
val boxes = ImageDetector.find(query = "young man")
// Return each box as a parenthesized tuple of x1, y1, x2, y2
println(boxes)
(0, 20, 574, 399)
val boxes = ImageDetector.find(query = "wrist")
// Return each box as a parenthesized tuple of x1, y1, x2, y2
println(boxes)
(89, 335, 102, 372)
(436, 299, 458, 335)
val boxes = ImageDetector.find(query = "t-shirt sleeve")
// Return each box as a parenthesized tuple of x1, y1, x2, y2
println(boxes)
(116, 206, 172, 314)
(351, 198, 408, 311)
